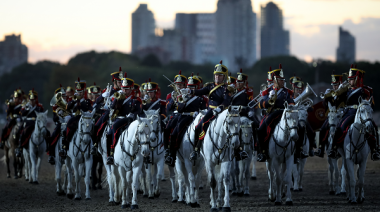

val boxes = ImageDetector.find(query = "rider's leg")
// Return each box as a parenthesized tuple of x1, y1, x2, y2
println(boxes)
(48, 125, 60, 164)
(315, 120, 329, 157)
(165, 127, 178, 167)
(306, 122, 316, 157)
(367, 123, 380, 161)
(190, 110, 214, 161)
(295, 125, 308, 160)
(329, 114, 355, 158)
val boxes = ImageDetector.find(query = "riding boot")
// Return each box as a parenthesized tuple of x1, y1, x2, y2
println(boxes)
(90, 135, 98, 155)
(48, 156, 55, 165)
(189, 128, 201, 161)
(234, 147, 248, 161)
(367, 133, 380, 161)
(327, 143, 339, 159)
(256, 131, 268, 162)
(164, 128, 171, 158)
(315, 143, 325, 158)
(106, 134, 114, 165)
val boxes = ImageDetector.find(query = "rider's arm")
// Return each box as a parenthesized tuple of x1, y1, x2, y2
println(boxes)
(192, 85, 210, 97)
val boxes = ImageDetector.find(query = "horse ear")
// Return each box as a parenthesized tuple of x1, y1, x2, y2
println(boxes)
(136, 115, 141, 122)
(358, 96, 362, 104)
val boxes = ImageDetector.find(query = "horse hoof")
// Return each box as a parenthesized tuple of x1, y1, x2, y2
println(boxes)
(57, 191, 65, 196)
(250, 176, 257, 180)
(108, 201, 116, 206)
(29, 181, 33, 184)
(199, 186, 203, 190)
(335, 192, 341, 196)
(190, 202, 198, 208)
(33, 181, 39, 185)
(237, 192, 244, 197)
(275, 201, 282, 205)
(293, 189, 299, 192)
(143, 194, 148, 198)
(178, 200, 186, 204)
(286, 201, 293, 206)
(25, 178, 28, 181)
(244, 193, 250, 197)
(137, 190, 143, 194)
(121, 204, 130, 209)
(85, 198, 91, 200)
(172, 199, 177, 203)
(74, 197, 82, 200)
(329, 191, 335, 195)
(358, 198, 365, 204)
(7, 175, 11, 178)
(115, 202, 120, 205)
(222, 207, 231, 212)
(14, 176, 18, 179)
(299, 188, 303, 192)
(131, 204, 139, 210)
(154, 192, 160, 198)
(268, 198, 275, 202)
(351, 201, 357, 205)
(210, 208, 218, 212)
(148, 196, 154, 199)
(290, 188, 293, 191)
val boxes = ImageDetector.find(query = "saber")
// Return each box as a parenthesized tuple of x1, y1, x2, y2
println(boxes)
(163, 75, 175, 87)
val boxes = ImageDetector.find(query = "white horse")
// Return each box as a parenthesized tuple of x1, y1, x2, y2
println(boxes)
(54, 116, 74, 198)
(114, 116, 153, 209)
(292, 106, 309, 191)
(97, 118, 121, 204)
(337, 97, 373, 204)
(267, 102, 299, 205)
(24, 110, 48, 184)
(325, 102, 346, 195)
(175, 111, 206, 207)
(202, 106, 242, 212)
(67, 110, 95, 200)
(141, 109, 165, 199)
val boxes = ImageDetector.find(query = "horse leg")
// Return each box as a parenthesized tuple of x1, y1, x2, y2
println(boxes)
(206, 163, 217, 210)
(131, 166, 141, 209)
(5, 148, 11, 178)
(340, 159, 347, 194)
(144, 164, 154, 199)
(244, 159, 250, 195)
(285, 157, 293, 204)
(111, 165, 121, 203)
(176, 162, 185, 203)
(292, 163, 299, 191)
(251, 151, 257, 179)
(13, 150, 19, 179)
(357, 161, 367, 203)
(273, 160, 282, 204)
(36, 151, 42, 182)
(345, 159, 356, 203)
(266, 160, 275, 202)
(118, 166, 128, 208)
(221, 161, 231, 209)
(237, 160, 244, 196)
(299, 159, 306, 191)
(168, 166, 177, 202)
(30, 146, 38, 183)
(85, 157, 92, 200)
(55, 159, 63, 195)
(184, 159, 196, 206)
(155, 159, 164, 197)
(72, 160, 82, 200)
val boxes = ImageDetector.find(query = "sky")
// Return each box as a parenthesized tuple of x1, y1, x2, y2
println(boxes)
(1, 0, 379, 64)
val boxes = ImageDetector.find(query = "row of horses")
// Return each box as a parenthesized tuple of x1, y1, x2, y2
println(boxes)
(1, 97, 374, 210)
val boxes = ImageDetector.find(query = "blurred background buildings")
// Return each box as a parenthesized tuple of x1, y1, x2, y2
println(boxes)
(0, 34, 28, 75)
(336, 26, 355, 64)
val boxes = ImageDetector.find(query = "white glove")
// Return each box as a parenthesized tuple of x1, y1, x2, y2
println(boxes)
(269, 90, 275, 98)
(143, 94, 150, 101)
(58, 110, 64, 115)
(228, 84, 235, 88)
(213, 107, 222, 116)
(325, 88, 331, 94)
(248, 111, 255, 118)
(126, 113, 134, 118)
(193, 111, 199, 118)
(182, 95, 189, 102)
(181, 88, 191, 95)
(102, 92, 110, 98)
(338, 84, 343, 89)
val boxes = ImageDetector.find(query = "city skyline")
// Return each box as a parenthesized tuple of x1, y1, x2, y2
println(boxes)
(1, 0, 379, 63)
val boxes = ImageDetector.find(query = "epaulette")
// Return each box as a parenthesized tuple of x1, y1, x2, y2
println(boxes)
(102, 88, 107, 93)
(363, 85, 373, 94)
(246, 88, 254, 99)
(227, 86, 235, 93)
(261, 86, 272, 96)
(204, 82, 213, 87)
(285, 87, 294, 96)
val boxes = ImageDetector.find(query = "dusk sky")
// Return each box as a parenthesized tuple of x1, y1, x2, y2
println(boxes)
(1, 0, 379, 63)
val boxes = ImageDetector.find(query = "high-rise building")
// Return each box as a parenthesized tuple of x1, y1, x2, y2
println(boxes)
(175, 13, 217, 64)
(216, 0, 256, 70)
(131, 4, 155, 53)
(260, 2, 289, 58)
(0, 34, 28, 75)
(336, 27, 355, 64)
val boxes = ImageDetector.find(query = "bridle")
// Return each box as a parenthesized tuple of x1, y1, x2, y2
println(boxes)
(73, 116, 93, 157)
(31, 117, 47, 152)
(273, 110, 299, 157)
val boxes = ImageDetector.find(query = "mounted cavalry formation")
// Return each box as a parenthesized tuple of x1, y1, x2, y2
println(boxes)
(0, 61, 378, 210)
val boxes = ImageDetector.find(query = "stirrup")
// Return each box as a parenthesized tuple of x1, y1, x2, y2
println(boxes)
(257, 153, 267, 162)
(300, 152, 309, 159)
(90, 146, 97, 155)
(239, 150, 249, 160)
(48, 156, 55, 165)
(106, 156, 114, 165)
(189, 151, 198, 161)
(371, 152, 380, 161)
(165, 156, 174, 166)
(327, 149, 338, 159)
(314, 148, 324, 158)
(59, 149, 67, 158)
(164, 149, 170, 158)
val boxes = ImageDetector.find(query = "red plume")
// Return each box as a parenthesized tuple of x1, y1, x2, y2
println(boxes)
(355, 64, 357, 68)
(220, 60, 223, 64)
(32, 88, 34, 92)
(279, 64, 282, 69)
(119, 67, 122, 72)
(149, 78, 151, 82)
(179, 70, 182, 75)
(240, 69, 242, 73)
(269, 66, 272, 71)
(124, 73, 127, 78)
(94, 82, 96, 85)
(197, 73, 199, 76)
(191, 72, 194, 77)
(60, 84, 62, 87)
(78, 77, 80, 82)
(350, 64, 353, 68)
(332, 70, 335, 74)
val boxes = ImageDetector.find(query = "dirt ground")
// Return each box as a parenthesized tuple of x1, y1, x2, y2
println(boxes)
(0, 151, 379, 212)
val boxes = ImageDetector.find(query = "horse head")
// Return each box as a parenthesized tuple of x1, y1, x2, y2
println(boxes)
(356, 97, 373, 131)
(225, 106, 242, 150)
(78, 110, 95, 144)
(240, 117, 253, 152)
(144, 109, 160, 142)
(297, 106, 308, 128)
(327, 102, 340, 138)
(284, 102, 299, 142)
(136, 116, 153, 157)
(35, 110, 48, 136)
